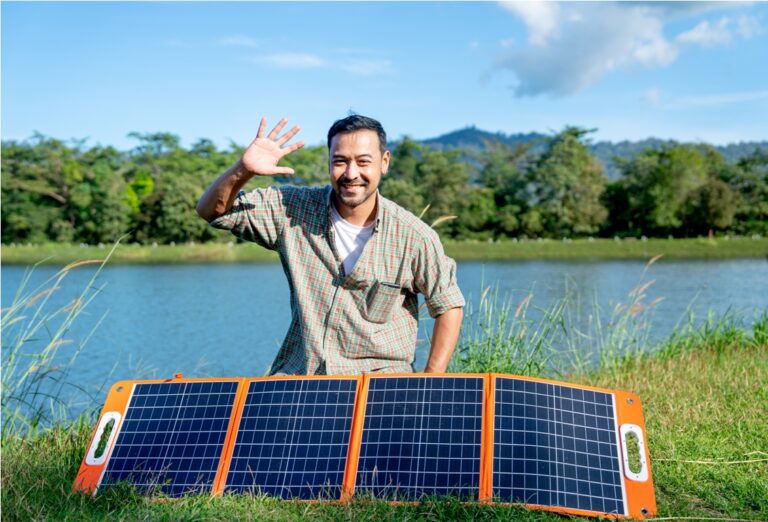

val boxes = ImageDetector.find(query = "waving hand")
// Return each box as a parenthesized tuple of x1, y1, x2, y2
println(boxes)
(242, 117, 305, 176)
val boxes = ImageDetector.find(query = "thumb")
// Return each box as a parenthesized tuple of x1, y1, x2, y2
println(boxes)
(272, 166, 295, 175)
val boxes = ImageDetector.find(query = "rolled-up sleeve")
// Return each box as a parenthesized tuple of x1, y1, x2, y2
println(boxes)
(412, 232, 465, 318)
(209, 187, 285, 250)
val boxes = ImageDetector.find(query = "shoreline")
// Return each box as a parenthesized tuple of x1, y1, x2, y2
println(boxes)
(2, 237, 767, 265)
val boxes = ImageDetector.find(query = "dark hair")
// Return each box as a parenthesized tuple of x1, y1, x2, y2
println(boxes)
(327, 114, 387, 154)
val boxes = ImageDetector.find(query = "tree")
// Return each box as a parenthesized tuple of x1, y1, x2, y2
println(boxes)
(522, 127, 607, 237)
(382, 138, 469, 234)
(682, 178, 738, 235)
(610, 144, 716, 236)
(724, 149, 768, 234)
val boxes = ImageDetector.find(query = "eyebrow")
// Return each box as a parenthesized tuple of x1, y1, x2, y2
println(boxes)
(332, 153, 374, 160)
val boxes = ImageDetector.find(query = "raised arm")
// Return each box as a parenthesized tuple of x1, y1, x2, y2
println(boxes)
(196, 117, 305, 222)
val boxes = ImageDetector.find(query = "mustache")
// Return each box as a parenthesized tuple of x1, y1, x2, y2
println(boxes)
(338, 178, 368, 187)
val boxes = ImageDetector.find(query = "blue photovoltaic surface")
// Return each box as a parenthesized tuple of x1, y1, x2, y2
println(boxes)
(493, 377, 625, 515)
(99, 381, 238, 497)
(224, 378, 358, 499)
(355, 376, 484, 500)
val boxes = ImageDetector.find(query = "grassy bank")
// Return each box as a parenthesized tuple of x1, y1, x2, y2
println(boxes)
(2, 324, 766, 520)
(2, 236, 767, 265)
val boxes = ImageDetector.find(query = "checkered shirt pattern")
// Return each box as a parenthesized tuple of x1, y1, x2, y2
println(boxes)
(210, 185, 465, 375)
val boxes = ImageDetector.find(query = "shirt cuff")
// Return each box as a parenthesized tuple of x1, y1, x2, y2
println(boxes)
(426, 284, 465, 318)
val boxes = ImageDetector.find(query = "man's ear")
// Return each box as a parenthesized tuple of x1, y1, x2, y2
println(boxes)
(382, 150, 391, 175)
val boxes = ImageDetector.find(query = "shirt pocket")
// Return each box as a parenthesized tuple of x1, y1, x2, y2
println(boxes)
(363, 280, 401, 324)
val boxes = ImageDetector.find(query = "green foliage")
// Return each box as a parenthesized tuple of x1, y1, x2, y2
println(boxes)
(522, 127, 608, 237)
(382, 137, 469, 235)
(1, 131, 766, 245)
(603, 143, 748, 237)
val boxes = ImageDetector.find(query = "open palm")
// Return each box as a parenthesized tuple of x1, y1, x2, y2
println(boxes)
(242, 117, 305, 176)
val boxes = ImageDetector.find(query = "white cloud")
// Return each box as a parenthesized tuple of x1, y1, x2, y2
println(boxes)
(676, 90, 768, 108)
(736, 15, 763, 38)
(251, 52, 392, 77)
(256, 53, 326, 69)
(643, 88, 663, 106)
(677, 18, 733, 47)
(218, 35, 260, 48)
(500, 1, 560, 46)
(500, 38, 514, 48)
(495, 2, 762, 97)
(337, 58, 393, 77)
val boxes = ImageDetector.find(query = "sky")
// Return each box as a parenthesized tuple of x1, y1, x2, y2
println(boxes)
(2, 1, 767, 150)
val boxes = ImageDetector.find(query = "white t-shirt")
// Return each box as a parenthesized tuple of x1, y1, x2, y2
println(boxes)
(330, 203, 375, 275)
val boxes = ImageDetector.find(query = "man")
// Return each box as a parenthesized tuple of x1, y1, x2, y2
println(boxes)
(197, 115, 463, 375)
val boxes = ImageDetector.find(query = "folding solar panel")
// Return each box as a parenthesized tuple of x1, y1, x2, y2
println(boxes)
(75, 373, 655, 518)
(347, 374, 485, 500)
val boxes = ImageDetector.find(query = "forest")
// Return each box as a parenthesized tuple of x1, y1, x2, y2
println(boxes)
(2, 127, 766, 245)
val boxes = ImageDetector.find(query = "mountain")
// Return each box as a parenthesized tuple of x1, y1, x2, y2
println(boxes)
(417, 126, 768, 179)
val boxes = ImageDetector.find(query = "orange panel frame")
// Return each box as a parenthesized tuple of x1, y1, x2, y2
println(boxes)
(73, 376, 247, 496)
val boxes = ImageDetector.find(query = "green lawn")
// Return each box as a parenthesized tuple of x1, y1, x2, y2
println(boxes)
(2, 236, 767, 265)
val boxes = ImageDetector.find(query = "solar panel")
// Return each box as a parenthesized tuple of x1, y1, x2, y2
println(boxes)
(74, 373, 655, 518)
(222, 377, 358, 499)
(351, 375, 485, 500)
(492, 376, 625, 515)
(93, 380, 238, 496)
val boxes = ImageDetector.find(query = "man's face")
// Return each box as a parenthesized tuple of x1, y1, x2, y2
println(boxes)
(329, 130, 390, 211)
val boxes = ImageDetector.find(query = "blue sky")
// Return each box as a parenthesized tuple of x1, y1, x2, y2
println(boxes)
(2, 1, 767, 150)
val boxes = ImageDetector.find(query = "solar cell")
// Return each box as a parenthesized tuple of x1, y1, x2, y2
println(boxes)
(492, 376, 626, 516)
(98, 381, 238, 497)
(353, 375, 484, 500)
(223, 377, 358, 499)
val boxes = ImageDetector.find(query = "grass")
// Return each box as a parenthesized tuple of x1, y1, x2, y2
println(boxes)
(444, 236, 768, 261)
(2, 236, 767, 265)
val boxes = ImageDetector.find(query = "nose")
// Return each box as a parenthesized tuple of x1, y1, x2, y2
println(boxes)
(345, 162, 360, 180)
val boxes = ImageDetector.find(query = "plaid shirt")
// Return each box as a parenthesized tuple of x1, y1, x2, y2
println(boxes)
(210, 185, 465, 375)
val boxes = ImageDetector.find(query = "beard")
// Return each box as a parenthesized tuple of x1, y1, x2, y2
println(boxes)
(334, 178, 376, 209)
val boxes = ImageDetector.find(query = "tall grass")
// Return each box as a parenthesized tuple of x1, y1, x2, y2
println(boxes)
(1, 244, 117, 438)
(448, 284, 568, 376)
(448, 254, 762, 379)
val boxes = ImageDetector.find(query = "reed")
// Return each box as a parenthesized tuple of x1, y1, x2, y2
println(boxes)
(1, 244, 118, 438)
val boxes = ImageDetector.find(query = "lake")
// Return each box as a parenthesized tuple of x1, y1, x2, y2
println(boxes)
(2, 259, 767, 414)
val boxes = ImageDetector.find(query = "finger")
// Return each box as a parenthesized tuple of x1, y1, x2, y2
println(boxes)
(272, 166, 295, 175)
(267, 118, 288, 140)
(279, 140, 305, 156)
(254, 117, 267, 141)
(277, 125, 301, 146)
